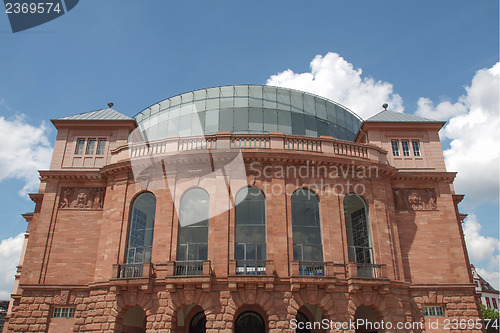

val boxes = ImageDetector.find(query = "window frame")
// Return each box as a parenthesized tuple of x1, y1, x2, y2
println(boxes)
(391, 140, 400, 156)
(52, 307, 76, 318)
(422, 306, 444, 317)
(74, 137, 108, 156)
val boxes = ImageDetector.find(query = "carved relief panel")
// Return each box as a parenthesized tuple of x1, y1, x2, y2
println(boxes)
(59, 187, 105, 209)
(394, 188, 437, 211)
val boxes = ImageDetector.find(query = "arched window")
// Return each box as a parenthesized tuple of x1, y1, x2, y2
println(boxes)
(344, 194, 373, 277)
(189, 311, 206, 333)
(126, 192, 156, 264)
(177, 188, 209, 275)
(291, 189, 323, 275)
(235, 311, 265, 333)
(295, 311, 311, 333)
(235, 187, 266, 275)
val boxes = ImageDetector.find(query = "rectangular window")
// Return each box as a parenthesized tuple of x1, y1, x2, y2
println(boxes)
(412, 140, 421, 156)
(401, 140, 410, 156)
(423, 306, 444, 317)
(391, 140, 400, 156)
(53, 307, 75, 318)
(486, 297, 491, 308)
(75, 139, 85, 155)
(492, 298, 498, 309)
(85, 139, 96, 155)
(96, 139, 107, 155)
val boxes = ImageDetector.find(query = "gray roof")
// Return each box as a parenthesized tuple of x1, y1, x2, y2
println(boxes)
(365, 110, 441, 123)
(55, 108, 134, 121)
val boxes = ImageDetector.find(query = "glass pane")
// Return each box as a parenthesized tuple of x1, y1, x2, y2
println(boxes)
(303, 94, 315, 116)
(219, 109, 234, 132)
(316, 99, 327, 119)
(263, 109, 277, 132)
(249, 108, 263, 132)
(291, 189, 322, 261)
(277, 89, 290, 110)
(97, 139, 106, 155)
(234, 109, 249, 132)
(85, 139, 96, 155)
(193, 89, 206, 101)
(291, 113, 305, 136)
(248, 86, 262, 107)
(75, 139, 85, 155)
(317, 119, 329, 137)
(290, 91, 303, 113)
(304, 115, 318, 137)
(181, 92, 193, 104)
(191, 112, 205, 136)
(170, 95, 181, 108)
(126, 193, 156, 264)
(194, 100, 206, 113)
(167, 116, 180, 136)
(277, 110, 292, 134)
(263, 86, 277, 109)
(205, 110, 219, 133)
(179, 114, 192, 137)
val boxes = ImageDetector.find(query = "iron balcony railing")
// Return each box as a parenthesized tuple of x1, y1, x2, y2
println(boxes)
(299, 261, 325, 276)
(236, 260, 267, 275)
(356, 263, 384, 278)
(175, 260, 204, 276)
(118, 263, 143, 278)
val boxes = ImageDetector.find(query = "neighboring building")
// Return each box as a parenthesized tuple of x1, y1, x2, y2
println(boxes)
(3, 85, 483, 332)
(0, 301, 9, 332)
(471, 265, 500, 311)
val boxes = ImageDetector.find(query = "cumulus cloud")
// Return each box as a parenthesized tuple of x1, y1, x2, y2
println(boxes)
(417, 63, 500, 206)
(0, 102, 53, 196)
(463, 214, 499, 290)
(266, 52, 404, 119)
(0, 233, 24, 299)
(463, 214, 499, 263)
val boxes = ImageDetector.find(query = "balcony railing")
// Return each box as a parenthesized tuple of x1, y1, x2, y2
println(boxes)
(236, 260, 267, 275)
(175, 260, 204, 276)
(111, 132, 387, 164)
(299, 261, 325, 276)
(356, 263, 385, 278)
(117, 263, 144, 278)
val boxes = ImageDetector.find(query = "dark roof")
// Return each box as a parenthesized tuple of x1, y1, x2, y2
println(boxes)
(54, 108, 133, 121)
(365, 110, 441, 123)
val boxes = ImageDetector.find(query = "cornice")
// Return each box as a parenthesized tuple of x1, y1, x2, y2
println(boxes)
(391, 171, 457, 183)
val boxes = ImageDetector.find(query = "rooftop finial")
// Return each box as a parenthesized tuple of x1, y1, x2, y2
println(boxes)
(382, 103, 388, 110)
(107, 102, 114, 108)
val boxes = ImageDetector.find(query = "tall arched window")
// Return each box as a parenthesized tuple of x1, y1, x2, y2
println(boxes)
(177, 188, 209, 275)
(344, 194, 373, 277)
(291, 188, 323, 275)
(126, 192, 156, 265)
(235, 186, 266, 275)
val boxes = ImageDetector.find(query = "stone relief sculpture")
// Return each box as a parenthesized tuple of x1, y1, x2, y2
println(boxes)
(394, 188, 437, 211)
(59, 187, 105, 209)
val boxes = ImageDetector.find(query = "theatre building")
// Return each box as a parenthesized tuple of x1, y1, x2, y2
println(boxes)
(4, 85, 482, 332)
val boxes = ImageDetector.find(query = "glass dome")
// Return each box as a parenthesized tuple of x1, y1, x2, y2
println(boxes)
(134, 85, 362, 141)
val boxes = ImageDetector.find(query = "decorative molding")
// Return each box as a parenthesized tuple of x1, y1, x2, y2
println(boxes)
(394, 188, 437, 211)
(59, 187, 105, 210)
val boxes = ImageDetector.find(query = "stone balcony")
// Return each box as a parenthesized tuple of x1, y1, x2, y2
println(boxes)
(110, 132, 388, 165)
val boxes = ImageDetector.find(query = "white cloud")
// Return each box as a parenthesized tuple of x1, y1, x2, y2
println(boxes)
(266, 52, 404, 119)
(0, 105, 53, 196)
(476, 267, 500, 291)
(463, 214, 499, 263)
(0, 233, 24, 299)
(415, 97, 468, 121)
(419, 63, 500, 206)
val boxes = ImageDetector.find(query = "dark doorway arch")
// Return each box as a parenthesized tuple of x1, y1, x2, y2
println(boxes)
(189, 311, 206, 333)
(296, 311, 311, 333)
(354, 305, 379, 333)
(121, 306, 146, 333)
(235, 311, 265, 333)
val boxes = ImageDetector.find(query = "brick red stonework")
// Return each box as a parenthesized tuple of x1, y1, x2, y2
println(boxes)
(3, 111, 483, 333)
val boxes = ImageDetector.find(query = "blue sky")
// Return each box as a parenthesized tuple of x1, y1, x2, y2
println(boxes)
(0, 1, 498, 296)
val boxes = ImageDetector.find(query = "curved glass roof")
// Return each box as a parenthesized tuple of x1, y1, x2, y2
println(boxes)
(135, 85, 362, 141)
